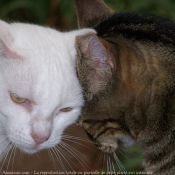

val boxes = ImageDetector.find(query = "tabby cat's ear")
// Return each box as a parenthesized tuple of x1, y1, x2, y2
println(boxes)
(76, 34, 116, 99)
(74, 0, 114, 28)
(63, 28, 96, 59)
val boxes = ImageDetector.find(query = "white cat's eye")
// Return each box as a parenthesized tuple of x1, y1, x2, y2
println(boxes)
(10, 93, 28, 104)
(60, 107, 73, 112)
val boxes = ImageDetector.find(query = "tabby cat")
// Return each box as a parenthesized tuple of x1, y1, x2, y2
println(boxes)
(74, 0, 175, 174)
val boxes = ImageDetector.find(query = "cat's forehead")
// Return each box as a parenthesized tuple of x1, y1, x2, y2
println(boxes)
(2, 56, 78, 102)
(0, 23, 82, 108)
(9, 23, 67, 55)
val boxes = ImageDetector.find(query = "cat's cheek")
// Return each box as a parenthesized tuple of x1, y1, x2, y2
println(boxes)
(26, 108, 82, 150)
(46, 108, 82, 146)
(56, 107, 82, 126)
(5, 106, 82, 154)
(6, 117, 35, 153)
(42, 133, 62, 150)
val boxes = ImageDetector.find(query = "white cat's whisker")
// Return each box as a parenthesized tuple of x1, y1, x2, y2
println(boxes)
(54, 146, 75, 172)
(112, 161, 117, 175)
(51, 147, 67, 172)
(113, 152, 128, 174)
(62, 134, 93, 143)
(107, 156, 112, 175)
(0, 143, 12, 172)
(0, 141, 10, 156)
(48, 148, 57, 169)
(11, 145, 17, 171)
(59, 142, 87, 171)
(60, 145, 85, 171)
(94, 149, 117, 174)
(35, 152, 41, 159)
(120, 147, 141, 157)
(62, 137, 93, 151)
(60, 141, 89, 171)
(113, 156, 123, 173)
(119, 150, 130, 161)
(5, 144, 16, 172)
(96, 150, 104, 171)
(109, 156, 113, 174)
(114, 155, 126, 172)
(107, 157, 110, 174)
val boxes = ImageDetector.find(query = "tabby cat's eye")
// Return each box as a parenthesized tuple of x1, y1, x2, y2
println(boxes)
(60, 107, 73, 112)
(10, 93, 28, 104)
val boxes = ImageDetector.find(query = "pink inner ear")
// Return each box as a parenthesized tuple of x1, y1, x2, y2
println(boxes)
(78, 34, 108, 68)
(88, 35, 108, 62)
(0, 39, 21, 59)
(79, 33, 115, 71)
(77, 34, 115, 96)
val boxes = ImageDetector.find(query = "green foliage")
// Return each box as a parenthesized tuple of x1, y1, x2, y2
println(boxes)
(105, 0, 175, 21)
(118, 144, 143, 174)
(101, 144, 143, 174)
(1, 0, 175, 30)
(0, 0, 51, 23)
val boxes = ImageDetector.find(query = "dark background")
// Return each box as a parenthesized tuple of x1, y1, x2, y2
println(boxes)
(1, 0, 175, 174)
(1, 0, 175, 30)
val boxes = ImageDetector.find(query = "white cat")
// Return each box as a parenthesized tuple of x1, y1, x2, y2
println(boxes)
(0, 20, 95, 161)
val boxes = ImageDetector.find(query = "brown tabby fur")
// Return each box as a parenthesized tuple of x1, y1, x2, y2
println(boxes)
(74, 0, 175, 174)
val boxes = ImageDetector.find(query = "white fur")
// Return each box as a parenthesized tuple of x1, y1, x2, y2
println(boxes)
(0, 20, 95, 161)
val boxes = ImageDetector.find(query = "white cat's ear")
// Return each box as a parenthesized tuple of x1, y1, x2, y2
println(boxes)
(64, 29, 96, 58)
(0, 20, 16, 58)
(76, 33, 116, 99)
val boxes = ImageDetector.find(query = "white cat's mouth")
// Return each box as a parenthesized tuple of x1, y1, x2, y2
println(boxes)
(20, 147, 40, 154)
(8, 131, 62, 155)
(13, 143, 42, 154)
(12, 140, 59, 155)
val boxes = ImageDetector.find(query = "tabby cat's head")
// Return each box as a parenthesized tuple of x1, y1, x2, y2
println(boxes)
(75, 33, 135, 153)
(74, 0, 175, 154)
(74, 0, 135, 153)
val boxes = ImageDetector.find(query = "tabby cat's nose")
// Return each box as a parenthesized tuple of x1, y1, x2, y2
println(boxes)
(31, 132, 50, 145)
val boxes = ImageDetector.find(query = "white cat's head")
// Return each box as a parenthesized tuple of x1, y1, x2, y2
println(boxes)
(0, 20, 95, 156)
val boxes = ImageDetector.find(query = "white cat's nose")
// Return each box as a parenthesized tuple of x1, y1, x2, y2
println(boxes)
(31, 132, 50, 145)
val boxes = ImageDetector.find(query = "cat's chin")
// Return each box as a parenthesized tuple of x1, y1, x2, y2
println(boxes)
(19, 147, 41, 154)
(17, 143, 58, 155)
(22, 149, 37, 154)
(17, 143, 46, 154)
(11, 137, 60, 155)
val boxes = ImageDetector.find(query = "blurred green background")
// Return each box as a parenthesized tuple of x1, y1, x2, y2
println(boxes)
(1, 0, 175, 174)
(1, 0, 175, 31)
